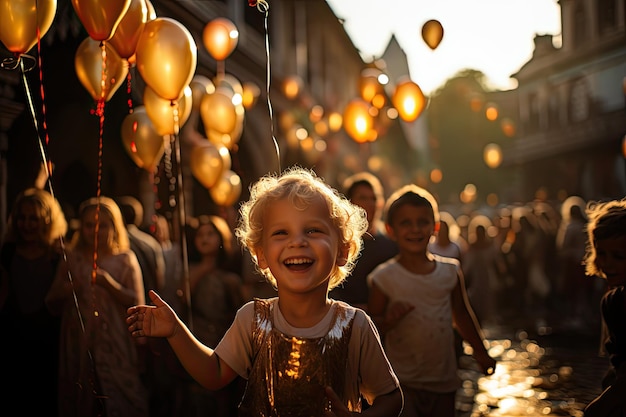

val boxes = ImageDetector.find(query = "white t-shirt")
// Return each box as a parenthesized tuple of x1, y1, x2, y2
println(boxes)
(368, 256, 461, 392)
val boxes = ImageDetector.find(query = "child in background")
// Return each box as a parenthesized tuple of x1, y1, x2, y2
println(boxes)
(368, 184, 496, 417)
(0, 188, 68, 417)
(331, 171, 398, 312)
(184, 214, 246, 417)
(127, 166, 403, 416)
(46, 196, 148, 417)
(582, 198, 626, 417)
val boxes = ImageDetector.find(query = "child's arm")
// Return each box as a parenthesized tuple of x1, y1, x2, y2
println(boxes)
(450, 271, 496, 375)
(368, 282, 414, 336)
(127, 290, 238, 390)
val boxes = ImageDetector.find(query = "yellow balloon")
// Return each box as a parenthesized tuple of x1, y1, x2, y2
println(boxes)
(143, 85, 192, 136)
(136, 17, 197, 101)
(109, 0, 147, 59)
(190, 142, 224, 189)
(121, 106, 165, 171)
(145, 0, 156, 20)
(190, 75, 215, 111)
(200, 88, 238, 135)
(209, 170, 242, 207)
(75, 37, 129, 102)
(214, 73, 243, 96)
(202, 17, 238, 61)
(71, 0, 131, 41)
(0, 0, 57, 54)
(421, 19, 444, 50)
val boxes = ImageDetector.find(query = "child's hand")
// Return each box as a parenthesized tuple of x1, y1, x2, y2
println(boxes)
(385, 300, 415, 329)
(323, 386, 352, 417)
(127, 290, 178, 338)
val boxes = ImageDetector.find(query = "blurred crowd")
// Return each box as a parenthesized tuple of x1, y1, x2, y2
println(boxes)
(0, 175, 612, 416)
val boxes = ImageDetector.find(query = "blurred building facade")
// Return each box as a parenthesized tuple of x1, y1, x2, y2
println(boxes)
(503, 0, 626, 202)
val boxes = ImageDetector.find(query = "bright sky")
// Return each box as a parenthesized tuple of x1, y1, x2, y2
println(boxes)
(325, 0, 562, 95)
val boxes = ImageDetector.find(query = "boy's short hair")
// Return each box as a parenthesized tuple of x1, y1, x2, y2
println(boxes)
(384, 184, 440, 226)
(235, 166, 368, 290)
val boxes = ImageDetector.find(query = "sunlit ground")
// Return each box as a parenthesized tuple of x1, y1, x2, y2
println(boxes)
(455, 328, 602, 417)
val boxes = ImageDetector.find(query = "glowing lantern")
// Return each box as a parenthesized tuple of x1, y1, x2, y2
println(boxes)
(242, 82, 260, 109)
(283, 75, 302, 100)
(359, 68, 385, 103)
(343, 99, 375, 143)
(485, 102, 499, 121)
(421, 19, 444, 50)
(483, 143, 502, 169)
(203, 17, 238, 61)
(392, 79, 426, 122)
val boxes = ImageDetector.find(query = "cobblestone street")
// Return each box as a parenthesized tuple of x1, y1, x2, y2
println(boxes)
(456, 321, 607, 416)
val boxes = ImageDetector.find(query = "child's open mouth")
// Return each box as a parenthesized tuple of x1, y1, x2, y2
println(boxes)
(284, 257, 314, 271)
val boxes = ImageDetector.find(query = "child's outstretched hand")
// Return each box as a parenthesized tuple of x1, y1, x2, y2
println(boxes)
(127, 290, 177, 338)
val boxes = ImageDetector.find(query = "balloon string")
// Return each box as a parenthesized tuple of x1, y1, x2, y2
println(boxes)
(256, 0, 280, 173)
(170, 104, 193, 330)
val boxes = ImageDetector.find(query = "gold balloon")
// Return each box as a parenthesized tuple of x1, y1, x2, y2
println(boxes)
(421, 19, 444, 50)
(75, 37, 129, 102)
(121, 106, 165, 171)
(202, 17, 238, 61)
(207, 130, 238, 150)
(392, 78, 426, 122)
(109, 0, 147, 59)
(200, 88, 238, 135)
(145, 0, 156, 20)
(209, 170, 241, 207)
(190, 75, 215, 111)
(71, 0, 131, 41)
(216, 143, 232, 171)
(190, 142, 224, 189)
(143, 85, 192, 136)
(136, 17, 197, 101)
(214, 73, 243, 96)
(0, 0, 57, 54)
(343, 99, 375, 143)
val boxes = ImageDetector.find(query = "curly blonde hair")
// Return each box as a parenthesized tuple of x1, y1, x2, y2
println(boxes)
(235, 166, 368, 290)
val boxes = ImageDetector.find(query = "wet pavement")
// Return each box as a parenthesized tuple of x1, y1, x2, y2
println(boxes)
(455, 320, 607, 416)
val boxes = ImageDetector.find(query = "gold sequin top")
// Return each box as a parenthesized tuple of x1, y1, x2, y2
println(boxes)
(238, 299, 360, 417)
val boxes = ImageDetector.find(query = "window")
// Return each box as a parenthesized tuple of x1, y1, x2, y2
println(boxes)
(569, 80, 589, 122)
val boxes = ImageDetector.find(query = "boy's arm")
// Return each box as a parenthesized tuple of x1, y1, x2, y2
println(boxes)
(368, 282, 415, 337)
(450, 270, 496, 375)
